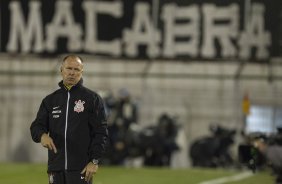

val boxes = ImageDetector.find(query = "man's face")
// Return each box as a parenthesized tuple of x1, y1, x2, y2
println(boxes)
(253, 139, 267, 153)
(61, 57, 83, 86)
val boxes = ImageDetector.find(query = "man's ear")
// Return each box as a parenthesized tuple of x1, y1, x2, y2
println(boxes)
(60, 66, 63, 72)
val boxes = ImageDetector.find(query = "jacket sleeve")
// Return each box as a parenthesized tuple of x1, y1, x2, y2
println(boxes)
(89, 94, 108, 161)
(30, 99, 49, 143)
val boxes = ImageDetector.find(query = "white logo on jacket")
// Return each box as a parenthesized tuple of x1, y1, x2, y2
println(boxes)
(74, 100, 85, 113)
(49, 173, 54, 184)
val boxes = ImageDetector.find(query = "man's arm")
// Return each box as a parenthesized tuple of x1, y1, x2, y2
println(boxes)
(88, 95, 109, 161)
(30, 99, 57, 153)
(30, 99, 49, 143)
(81, 95, 108, 182)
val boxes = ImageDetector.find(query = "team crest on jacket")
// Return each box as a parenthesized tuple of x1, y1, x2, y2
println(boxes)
(74, 100, 85, 113)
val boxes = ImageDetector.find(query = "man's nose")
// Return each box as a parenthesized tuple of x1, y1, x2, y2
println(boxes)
(69, 69, 75, 75)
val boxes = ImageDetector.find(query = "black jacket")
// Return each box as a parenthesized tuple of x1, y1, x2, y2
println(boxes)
(30, 80, 108, 172)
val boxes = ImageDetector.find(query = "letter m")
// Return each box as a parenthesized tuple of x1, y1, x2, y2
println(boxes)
(7, 1, 43, 53)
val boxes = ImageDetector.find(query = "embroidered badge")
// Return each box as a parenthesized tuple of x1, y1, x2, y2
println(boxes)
(74, 100, 85, 113)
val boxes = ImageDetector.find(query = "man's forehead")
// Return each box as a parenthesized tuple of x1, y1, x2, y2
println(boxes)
(63, 58, 83, 67)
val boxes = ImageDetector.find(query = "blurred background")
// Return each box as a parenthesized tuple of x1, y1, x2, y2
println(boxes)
(0, 0, 282, 174)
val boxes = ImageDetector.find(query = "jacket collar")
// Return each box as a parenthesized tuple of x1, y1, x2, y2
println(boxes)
(58, 78, 83, 91)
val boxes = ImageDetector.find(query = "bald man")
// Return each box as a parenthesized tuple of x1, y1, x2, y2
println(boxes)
(30, 55, 108, 184)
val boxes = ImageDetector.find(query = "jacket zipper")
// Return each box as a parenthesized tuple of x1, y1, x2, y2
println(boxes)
(64, 91, 70, 170)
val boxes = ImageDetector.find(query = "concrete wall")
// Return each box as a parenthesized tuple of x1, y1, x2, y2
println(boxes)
(1, 54, 282, 166)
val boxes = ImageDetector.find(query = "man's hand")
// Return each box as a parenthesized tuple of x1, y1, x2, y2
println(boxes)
(40, 133, 57, 153)
(81, 162, 98, 182)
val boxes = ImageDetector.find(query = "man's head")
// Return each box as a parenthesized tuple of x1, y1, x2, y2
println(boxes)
(253, 138, 267, 153)
(61, 55, 83, 86)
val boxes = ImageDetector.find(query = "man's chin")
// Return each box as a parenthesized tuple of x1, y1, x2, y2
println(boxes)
(64, 80, 76, 86)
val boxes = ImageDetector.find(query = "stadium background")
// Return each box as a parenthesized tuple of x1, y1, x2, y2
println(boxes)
(0, 0, 282, 183)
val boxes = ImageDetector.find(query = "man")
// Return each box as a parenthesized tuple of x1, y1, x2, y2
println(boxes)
(30, 55, 108, 184)
(253, 137, 282, 184)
